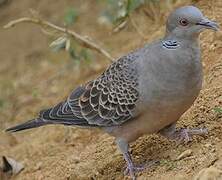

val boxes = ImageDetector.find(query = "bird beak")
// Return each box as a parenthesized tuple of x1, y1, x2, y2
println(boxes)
(196, 17, 219, 31)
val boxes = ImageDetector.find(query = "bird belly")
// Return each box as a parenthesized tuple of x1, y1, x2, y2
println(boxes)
(106, 73, 202, 143)
(106, 91, 199, 143)
(133, 76, 202, 140)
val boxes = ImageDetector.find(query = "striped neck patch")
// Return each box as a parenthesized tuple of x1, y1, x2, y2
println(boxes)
(162, 40, 180, 49)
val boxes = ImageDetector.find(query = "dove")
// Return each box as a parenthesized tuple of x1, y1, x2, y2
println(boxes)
(6, 5, 219, 179)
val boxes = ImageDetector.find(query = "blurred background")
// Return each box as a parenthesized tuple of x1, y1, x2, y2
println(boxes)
(0, 0, 222, 179)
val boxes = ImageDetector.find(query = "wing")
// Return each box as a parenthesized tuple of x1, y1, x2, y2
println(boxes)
(40, 53, 140, 127)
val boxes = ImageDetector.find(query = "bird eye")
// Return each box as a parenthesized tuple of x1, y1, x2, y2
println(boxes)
(179, 18, 189, 26)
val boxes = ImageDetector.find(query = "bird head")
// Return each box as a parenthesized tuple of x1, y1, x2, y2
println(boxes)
(166, 6, 219, 39)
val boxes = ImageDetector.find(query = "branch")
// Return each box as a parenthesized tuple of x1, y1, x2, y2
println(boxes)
(113, 20, 128, 33)
(4, 17, 114, 62)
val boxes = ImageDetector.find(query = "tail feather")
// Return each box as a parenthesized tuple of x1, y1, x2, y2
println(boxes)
(5, 118, 49, 132)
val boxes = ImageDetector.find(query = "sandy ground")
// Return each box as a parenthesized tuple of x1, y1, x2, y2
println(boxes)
(0, 0, 222, 179)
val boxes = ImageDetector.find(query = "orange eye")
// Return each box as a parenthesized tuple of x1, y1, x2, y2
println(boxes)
(179, 19, 189, 26)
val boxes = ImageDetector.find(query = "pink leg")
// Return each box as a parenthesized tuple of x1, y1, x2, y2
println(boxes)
(116, 138, 158, 180)
(116, 138, 137, 179)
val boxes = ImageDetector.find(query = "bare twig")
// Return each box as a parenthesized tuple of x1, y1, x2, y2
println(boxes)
(4, 17, 114, 62)
(112, 20, 128, 33)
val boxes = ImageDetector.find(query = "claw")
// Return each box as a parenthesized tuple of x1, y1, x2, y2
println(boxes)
(116, 138, 159, 179)
(124, 160, 159, 178)
(175, 128, 208, 143)
(160, 124, 208, 144)
(178, 129, 192, 142)
(124, 165, 145, 176)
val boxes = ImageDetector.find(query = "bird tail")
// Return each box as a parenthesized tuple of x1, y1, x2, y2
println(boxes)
(5, 118, 49, 132)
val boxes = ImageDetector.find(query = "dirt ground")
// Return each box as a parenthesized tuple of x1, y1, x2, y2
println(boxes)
(0, 0, 222, 180)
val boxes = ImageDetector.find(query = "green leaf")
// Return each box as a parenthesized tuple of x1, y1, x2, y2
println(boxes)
(100, 10, 115, 23)
(213, 107, 222, 114)
(126, 0, 144, 14)
(49, 36, 67, 52)
(69, 47, 79, 61)
(32, 88, 39, 98)
(80, 49, 92, 63)
(64, 8, 79, 26)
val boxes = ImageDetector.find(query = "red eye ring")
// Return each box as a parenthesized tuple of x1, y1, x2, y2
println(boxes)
(179, 18, 189, 26)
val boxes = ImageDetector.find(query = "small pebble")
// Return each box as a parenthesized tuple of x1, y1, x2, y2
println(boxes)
(176, 149, 193, 161)
(204, 143, 212, 148)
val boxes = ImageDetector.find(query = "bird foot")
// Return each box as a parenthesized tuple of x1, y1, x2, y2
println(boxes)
(124, 165, 144, 176)
(173, 128, 208, 143)
(124, 160, 159, 179)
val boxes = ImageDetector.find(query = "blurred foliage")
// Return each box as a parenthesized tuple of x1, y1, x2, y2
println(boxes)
(32, 88, 39, 98)
(213, 107, 222, 114)
(69, 45, 92, 64)
(100, 0, 162, 25)
(49, 7, 92, 63)
(100, 0, 145, 24)
(64, 8, 79, 26)
(50, 0, 167, 63)
(0, 98, 4, 108)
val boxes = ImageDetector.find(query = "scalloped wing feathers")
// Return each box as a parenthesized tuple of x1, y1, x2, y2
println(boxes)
(38, 53, 140, 127)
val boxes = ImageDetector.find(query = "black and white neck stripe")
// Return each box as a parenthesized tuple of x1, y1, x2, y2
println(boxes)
(162, 40, 180, 49)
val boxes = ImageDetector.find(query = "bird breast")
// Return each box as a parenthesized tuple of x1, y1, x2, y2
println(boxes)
(137, 41, 202, 119)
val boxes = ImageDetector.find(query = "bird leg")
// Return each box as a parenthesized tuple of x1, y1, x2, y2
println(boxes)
(123, 151, 144, 177)
(116, 138, 137, 180)
(116, 138, 158, 179)
(159, 123, 208, 143)
(116, 139, 144, 179)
